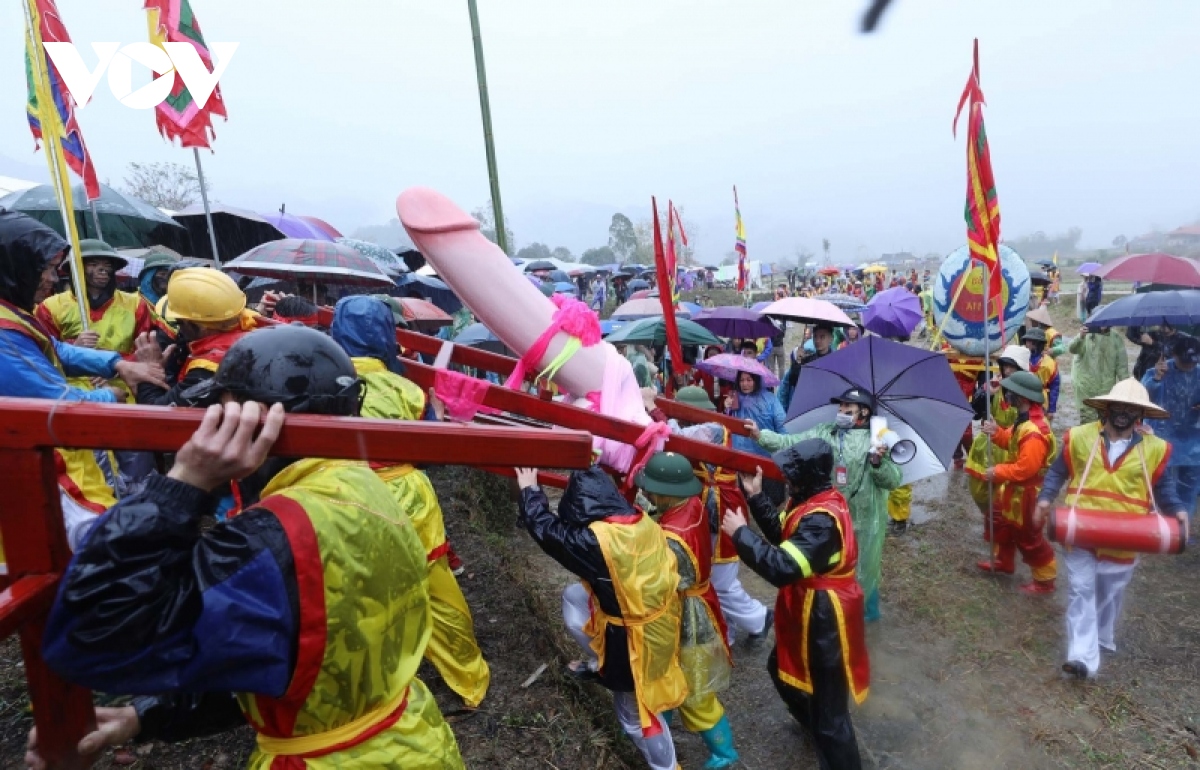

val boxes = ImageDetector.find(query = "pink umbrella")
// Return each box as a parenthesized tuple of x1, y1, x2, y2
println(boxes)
(760, 297, 854, 327)
(1093, 252, 1200, 287)
(696, 353, 780, 388)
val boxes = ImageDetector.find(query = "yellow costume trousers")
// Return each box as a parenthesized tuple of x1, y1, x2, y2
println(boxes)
(425, 556, 490, 708)
(887, 484, 912, 523)
(679, 691, 725, 733)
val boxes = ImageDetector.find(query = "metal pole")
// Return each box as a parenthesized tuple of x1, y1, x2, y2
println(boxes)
(466, 0, 509, 255)
(193, 147, 221, 266)
(89, 201, 104, 242)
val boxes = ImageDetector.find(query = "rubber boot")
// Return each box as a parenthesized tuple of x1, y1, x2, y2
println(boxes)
(699, 715, 739, 769)
(864, 589, 881, 622)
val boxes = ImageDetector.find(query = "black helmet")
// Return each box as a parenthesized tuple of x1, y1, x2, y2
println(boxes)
(181, 325, 364, 415)
(830, 387, 874, 410)
(772, 438, 834, 503)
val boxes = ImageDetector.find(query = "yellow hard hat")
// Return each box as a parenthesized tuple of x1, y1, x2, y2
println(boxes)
(164, 268, 246, 324)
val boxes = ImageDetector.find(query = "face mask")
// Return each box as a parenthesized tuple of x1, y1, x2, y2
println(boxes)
(834, 412, 856, 430)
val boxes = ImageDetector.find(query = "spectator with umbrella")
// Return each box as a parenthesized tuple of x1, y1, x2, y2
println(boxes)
(1070, 323, 1129, 425)
(778, 324, 835, 412)
(744, 385, 903, 623)
(1024, 306, 1065, 359)
(1142, 335, 1200, 530)
(718, 360, 789, 503)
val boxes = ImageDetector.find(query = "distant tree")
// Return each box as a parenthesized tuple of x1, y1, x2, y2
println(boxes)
(1112, 235, 1127, 248)
(793, 245, 815, 265)
(551, 246, 574, 262)
(1006, 227, 1083, 258)
(516, 242, 552, 262)
(581, 245, 615, 266)
(608, 213, 638, 264)
(471, 201, 515, 255)
(632, 219, 655, 265)
(720, 250, 739, 266)
(350, 218, 414, 250)
(122, 161, 202, 211)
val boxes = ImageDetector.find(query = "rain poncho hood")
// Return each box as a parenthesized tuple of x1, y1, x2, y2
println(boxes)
(137, 253, 176, 306)
(558, 467, 634, 527)
(330, 295, 405, 375)
(730, 374, 788, 458)
(1069, 329, 1129, 424)
(0, 208, 67, 311)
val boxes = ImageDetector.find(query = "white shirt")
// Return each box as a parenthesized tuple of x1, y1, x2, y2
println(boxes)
(1107, 436, 1131, 466)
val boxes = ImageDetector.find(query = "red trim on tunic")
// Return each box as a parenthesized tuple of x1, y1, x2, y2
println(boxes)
(658, 497, 732, 661)
(248, 495, 328, 738)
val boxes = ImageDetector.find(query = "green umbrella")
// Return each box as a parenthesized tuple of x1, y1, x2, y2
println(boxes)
(0, 182, 190, 252)
(605, 317, 722, 346)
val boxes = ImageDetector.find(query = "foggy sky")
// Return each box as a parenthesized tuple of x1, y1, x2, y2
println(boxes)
(2, 0, 1198, 263)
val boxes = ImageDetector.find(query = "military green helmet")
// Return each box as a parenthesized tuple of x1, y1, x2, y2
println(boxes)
(1000, 370, 1045, 405)
(78, 239, 128, 270)
(634, 451, 702, 497)
(675, 386, 715, 411)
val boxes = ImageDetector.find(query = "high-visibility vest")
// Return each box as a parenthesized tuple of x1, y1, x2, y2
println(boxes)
(0, 302, 117, 517)
(37, 290, 145, 354)
(774, 489, 870, 704)
(1062, 422, 1171, 563)
(242, 458, 462, 767)
(584, 513, 686, 732)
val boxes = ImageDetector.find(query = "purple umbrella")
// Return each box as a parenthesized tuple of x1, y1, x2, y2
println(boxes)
(690, 307, 779, 339)
(750, 301, 772, 312)
(260, 211, 335, 241)
(1077, 261, 1102, 276)
(862, 286, 923, 338)
(783, 337, 973, 484)
(696, 353, 780, 388)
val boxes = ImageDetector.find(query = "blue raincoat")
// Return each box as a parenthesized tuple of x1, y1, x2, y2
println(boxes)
(329, 295, 407, 376)
(728, 375, 787, 457)
(1142, 362, 1200, 467)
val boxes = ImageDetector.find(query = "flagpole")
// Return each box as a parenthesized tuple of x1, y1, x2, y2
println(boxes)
(89, 200, 104, 242)
(23, 0, 90, 329)
(193, 148, 221, 266)
(467, 0, 509, 256)
(983, 261, 994, 556)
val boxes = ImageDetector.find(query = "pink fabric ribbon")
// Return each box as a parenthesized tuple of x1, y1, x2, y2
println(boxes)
(503, 294, 602, 392)
(622, 421, 672, 490)
(435, 369, 500, 422)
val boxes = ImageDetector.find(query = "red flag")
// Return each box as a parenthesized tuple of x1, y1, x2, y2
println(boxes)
(652, 197, 685, 374)
(953, 39, 1004, 337)
(733, 186, 748, 291)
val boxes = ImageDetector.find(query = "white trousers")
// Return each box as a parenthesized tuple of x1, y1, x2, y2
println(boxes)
(1065, 549, 1136, 676)
(561, 583, 677, 770)
(711, 557, 768, 644)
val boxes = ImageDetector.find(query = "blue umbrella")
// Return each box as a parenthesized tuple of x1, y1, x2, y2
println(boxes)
(821, 293, 870, 313)
(784, 336, 973, 484)
(862, 286, 923, 338)
(1086, 289, 1200, 328)
(553, 281, 578, 295)
(600, 319, 626, 336)
(679, 301, 704, 316)
(454, 322, 506, 353)
(392, 272, 462, 313)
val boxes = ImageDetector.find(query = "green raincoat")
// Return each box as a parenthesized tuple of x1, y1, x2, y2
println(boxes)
(1068, 330, 1129, 424)
(757, 424, 902, 621)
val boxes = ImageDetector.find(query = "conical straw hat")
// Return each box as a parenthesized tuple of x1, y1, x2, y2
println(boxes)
(1025, 306, 1054, 327)
(1083, 378, 1169, 420)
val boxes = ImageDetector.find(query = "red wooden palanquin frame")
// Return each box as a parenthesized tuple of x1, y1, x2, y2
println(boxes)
(0, 398, 593, 768)
(345, 317, 785, 483)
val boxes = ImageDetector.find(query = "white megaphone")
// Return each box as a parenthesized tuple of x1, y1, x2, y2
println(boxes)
(870, 416, 917, 465)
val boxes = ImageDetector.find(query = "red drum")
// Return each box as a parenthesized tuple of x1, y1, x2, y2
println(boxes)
(1050, 507, 1185, 555)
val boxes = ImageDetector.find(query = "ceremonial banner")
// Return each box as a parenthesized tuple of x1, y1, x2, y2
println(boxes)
(146, 0, 228, 148)
(652, 197, 684, 372)
(952, 39, 1004, 338)
(733, 186, 748, 291)
(24, 0, 100, 200)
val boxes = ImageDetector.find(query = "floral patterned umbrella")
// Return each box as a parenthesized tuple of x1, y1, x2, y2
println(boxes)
(223, 239, 393, 287)
(336, 237, 407, 275)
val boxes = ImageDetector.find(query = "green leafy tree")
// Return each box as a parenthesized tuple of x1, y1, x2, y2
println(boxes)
(471, 201, 515, 255)
(581, 246, 615, 266)
(551, 246, 574, 262)
(608, 213, 638, 263)
(516, 242, 552, 262)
